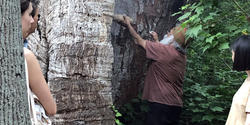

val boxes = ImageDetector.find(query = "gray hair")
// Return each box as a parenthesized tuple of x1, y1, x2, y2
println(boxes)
(21, 0, 31, 15)
(175, 21, 181, 27)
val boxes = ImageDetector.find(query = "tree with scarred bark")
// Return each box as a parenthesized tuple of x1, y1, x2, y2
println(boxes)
(0, 0, 31, 124)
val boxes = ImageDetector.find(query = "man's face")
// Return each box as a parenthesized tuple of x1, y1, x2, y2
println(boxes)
(30, 8, 39, 34)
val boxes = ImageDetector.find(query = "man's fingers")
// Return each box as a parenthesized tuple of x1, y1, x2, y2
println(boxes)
(122, 16, 129, 25)
(123, 16, 127, 22)
(149, 31, 157, 35)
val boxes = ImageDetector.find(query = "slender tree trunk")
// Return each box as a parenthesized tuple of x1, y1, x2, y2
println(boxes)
(0, 0, 31, 124)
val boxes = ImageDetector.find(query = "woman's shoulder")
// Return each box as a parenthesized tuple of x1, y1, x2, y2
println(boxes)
(23, 48, 36, 61)
(244, 79, 250, 84)
(242, 79, 250, 92)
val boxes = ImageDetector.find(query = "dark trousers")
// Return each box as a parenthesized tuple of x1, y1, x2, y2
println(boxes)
(146, 102, 182, 125)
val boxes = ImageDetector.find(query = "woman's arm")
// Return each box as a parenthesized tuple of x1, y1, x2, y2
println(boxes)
(24, 48, 57, 115)
(246, 113, 250, 125)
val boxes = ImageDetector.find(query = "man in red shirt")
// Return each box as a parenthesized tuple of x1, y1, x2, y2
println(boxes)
(123, 16, 188, 125)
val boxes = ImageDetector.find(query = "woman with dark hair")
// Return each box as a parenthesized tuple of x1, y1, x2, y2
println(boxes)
(21, 0, 57, 117)
(23, 0, 40, 48)
(21, 0, 34, 39)
(226, 35, 250, 125)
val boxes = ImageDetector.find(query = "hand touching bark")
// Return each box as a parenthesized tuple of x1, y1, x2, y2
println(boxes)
(123, 16, 132, 26)
(122, 15, 146, 48)
(149, 31, 159, 42)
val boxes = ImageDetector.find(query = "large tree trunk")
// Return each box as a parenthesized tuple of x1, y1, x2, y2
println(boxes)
(28, 0, 115, 124)
(27, 0, 185, 124)
(0, 0, 31, 124)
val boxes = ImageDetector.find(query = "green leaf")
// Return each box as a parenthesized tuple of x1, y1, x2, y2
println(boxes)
(219, 43, 229, 50)
(200, 103, 209, 109)
(205, 36, 215, 44)
(242, 28, 248, 35)
(215, 32, 223, 38)
(190, 2, 199, 11)
(195, 6, 204, 15)
(211, 106, 224, 112)
(226, 25, 238, 32)
(202, 44, 210, 53)
(115, 119, 124, 125)
(203, 15, 213, 22)
(172, 11, 182, 16)
(116, 112, 122, 117)
(194, 97, 203, 101)
(215, 94, 222, 98)
(187, 25, 202, 38)
(192, 108, 202, 113)
(178, 12, 192, 21)
(181, 4, 191, 10)
(202, 115, 214, 122)
(189, 14, 199, 22)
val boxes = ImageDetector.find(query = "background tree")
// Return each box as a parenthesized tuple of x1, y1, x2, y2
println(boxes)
(0, 0, 31, 124)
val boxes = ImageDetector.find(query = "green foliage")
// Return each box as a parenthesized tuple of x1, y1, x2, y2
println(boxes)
(176, 0, 250, 53)
(175, 1, 250, 124)
(115, 94, 149, 125)
(112, 105, 124, 125)
(180, 45, 245, 125)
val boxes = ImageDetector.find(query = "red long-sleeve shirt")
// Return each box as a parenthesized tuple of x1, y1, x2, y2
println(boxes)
(142, 41, 186, 107)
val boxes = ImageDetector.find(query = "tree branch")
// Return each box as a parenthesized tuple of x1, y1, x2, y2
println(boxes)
(232, 0, 249, 17)
(232, 0, 250, 22)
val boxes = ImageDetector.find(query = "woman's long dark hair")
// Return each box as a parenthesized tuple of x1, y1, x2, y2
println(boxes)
(21, 0, 31, 15)
(231, 35, 250, 71)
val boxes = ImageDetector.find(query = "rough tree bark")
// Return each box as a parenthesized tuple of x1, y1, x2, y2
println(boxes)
(0, 0, 31, 124)
(28, 0, 115, 124)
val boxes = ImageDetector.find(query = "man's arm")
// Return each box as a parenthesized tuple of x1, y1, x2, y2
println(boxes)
(123, 16, 146, 49)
